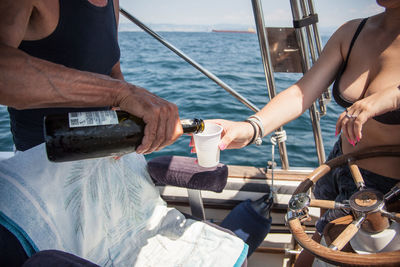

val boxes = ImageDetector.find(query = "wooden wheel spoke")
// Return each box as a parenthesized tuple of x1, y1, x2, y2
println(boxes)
(329, 216, 365, 251)
(348, 161, 365, 189)
(309, 199, 349, 210)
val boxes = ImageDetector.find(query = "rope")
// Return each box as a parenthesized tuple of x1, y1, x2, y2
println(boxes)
(268, 130, 287, 200)
(270, 130, 287, 146)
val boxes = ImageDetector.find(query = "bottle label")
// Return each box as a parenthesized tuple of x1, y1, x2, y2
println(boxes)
(68, 110, 119, 128)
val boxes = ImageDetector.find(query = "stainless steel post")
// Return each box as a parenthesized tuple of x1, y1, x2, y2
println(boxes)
(299, 0, 326, 116)
(300, 0, 330, 116)
(290, 0, 326, 164)
(187, 189, 206, 220)
(300, 0, 317, 64)
(251, 0, 290, 170)
(307, 0, 331, 102)
(119, 8, 260, 113)
(307, 0, 322, 56)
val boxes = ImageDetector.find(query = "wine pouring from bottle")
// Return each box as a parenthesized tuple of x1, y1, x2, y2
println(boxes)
(44, 110, 204, 162)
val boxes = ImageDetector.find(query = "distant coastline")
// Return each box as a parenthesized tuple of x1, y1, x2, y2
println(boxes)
(211, 29, 256, 34)
(117, 22, 336, 36)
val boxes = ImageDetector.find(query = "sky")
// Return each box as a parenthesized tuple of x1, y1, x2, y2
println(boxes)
(119, 0, 383, 31)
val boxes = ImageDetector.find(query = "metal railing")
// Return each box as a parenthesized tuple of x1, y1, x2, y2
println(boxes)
(120, 0, 328, 167)
(119, 1, 330, 219)
(251, 0, 290, 170)
(119, 8, 260, 114)
(289, 0, 327, 164)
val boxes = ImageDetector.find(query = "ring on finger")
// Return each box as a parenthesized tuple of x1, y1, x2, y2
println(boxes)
(345, 112, 357, 119)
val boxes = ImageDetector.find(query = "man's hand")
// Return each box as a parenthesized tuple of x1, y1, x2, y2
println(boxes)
(115, 84, 183, 154)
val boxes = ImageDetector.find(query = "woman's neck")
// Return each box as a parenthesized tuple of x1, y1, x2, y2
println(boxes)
(381, 8, 400, 32)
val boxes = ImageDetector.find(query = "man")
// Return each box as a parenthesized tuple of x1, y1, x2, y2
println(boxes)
(0, 0, 183, 265)
(0, 0, 183, 155)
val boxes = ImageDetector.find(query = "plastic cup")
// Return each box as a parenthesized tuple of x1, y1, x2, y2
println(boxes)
(193, 122, 223, 168)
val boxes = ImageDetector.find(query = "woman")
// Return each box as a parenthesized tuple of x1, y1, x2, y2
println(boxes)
(209, 0, 400, 236)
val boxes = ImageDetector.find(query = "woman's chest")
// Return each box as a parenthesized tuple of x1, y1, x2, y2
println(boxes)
(340, 39, 400, 100)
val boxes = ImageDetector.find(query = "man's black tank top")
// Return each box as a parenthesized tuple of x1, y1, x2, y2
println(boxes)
(332, 18, 400, 125)
(8, 0, 120, 151)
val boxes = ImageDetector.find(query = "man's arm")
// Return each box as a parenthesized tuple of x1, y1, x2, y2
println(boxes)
(0, 0, 182, 154)
(0, 43, 123, 109)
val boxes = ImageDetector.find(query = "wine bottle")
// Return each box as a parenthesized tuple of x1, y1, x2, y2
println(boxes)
(44, 110, 204, 162)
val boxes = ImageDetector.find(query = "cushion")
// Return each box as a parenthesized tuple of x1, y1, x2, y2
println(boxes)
(147, 156, 228, 193)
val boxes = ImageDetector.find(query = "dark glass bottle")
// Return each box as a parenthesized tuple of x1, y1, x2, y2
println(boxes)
(44, 110, 204, 162)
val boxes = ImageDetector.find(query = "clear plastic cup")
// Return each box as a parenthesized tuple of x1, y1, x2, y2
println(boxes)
(193, 122, 223, 167)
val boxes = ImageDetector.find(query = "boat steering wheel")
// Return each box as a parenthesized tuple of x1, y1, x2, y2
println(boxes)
(286, 145, 400, 266)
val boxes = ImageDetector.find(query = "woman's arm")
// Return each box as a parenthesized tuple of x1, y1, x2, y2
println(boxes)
(215, 21, 354, 149)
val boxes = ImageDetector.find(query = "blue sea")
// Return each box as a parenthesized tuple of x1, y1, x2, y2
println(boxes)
(0, 31, 342, 168)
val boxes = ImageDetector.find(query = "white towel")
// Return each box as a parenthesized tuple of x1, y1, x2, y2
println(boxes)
(0, 144, 247, 266)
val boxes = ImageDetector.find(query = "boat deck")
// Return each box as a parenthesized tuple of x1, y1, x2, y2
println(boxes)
(157, 165, 319, 267)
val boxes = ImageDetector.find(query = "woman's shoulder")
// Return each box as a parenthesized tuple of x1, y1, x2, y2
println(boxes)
(332, 12, 385, 39)
(333, 18, 366, 38)
(327, 18, 370, 55)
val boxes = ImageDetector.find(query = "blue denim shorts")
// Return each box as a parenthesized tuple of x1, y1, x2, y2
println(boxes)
(313, 137, 398, 233)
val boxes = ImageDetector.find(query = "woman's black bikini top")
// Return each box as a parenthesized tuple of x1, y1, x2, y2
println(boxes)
(332, 18, 400, 125)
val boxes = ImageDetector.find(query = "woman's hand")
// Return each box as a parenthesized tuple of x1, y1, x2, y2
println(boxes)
(336, 85, 400, 146)
(208, 119, 255, 150)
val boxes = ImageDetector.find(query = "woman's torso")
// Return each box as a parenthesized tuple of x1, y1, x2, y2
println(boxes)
(336, 14, 400, 179)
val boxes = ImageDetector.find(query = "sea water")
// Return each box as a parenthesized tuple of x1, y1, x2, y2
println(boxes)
(0, 31, 342, 168)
